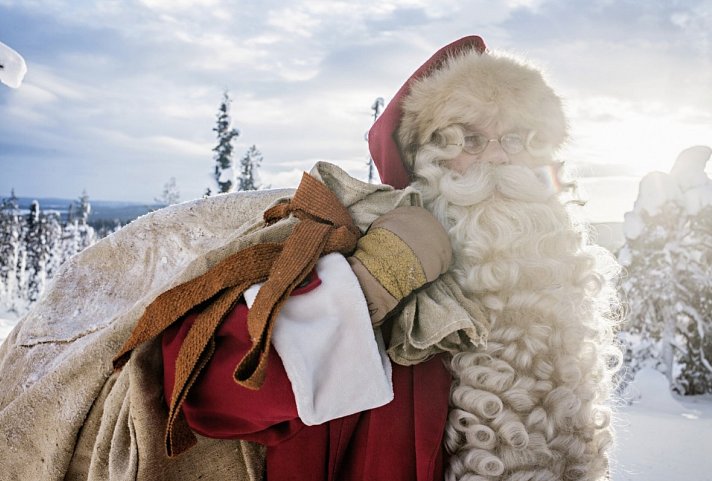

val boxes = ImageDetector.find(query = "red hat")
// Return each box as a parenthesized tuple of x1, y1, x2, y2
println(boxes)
(368, 36, 486, 189)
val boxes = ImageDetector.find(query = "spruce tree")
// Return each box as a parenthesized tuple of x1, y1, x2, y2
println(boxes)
(44, 212, 63, 283)
(60, 191, 96, 264)
(76, 191, 95, 253)
(24, 200, 53, 302)
(65, 202, 75, 225)
(77, 190, 91, 225)
(0, 191, 95, 314)
(155, 177, 180, 206)
(618, 146, 712, 394)
(25, 200, 42, 302)
(367, 97, 384, 183)
(676, 204, 712, 394)
(211, 91, 240, 194)
(0, 190, 23, 311)
(238, 145, 262, 191)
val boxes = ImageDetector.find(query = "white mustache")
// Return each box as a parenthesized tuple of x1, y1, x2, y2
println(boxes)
(438, 163, 555, 207)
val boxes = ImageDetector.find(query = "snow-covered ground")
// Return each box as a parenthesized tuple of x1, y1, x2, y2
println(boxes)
(612, 368, 712, 480)
(0, 316, 710, 480)
(0, 311, 19, 344)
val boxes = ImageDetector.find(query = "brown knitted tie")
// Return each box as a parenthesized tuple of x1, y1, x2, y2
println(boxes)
(112, 172, 360, 457)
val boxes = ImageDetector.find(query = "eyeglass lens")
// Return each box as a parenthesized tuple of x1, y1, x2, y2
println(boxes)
(462, 133, 524, 155)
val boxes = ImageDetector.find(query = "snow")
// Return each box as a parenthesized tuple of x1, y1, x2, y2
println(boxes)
(633, 171, 682, 217)
(612, 368, 712, 481)
(218, 166, 235, 185)
(670, 146, 712, 216)
(623, 145, 711, 238)
(0, 40, 27, 88)
(1, 314, 711, 481)
(682, 185, 712, 216)
(622, 367, 684, 411)
(617, 244, 631, 267)
(622, 212, 644, 240)
(0, 310, 19, 343)
(670, 145, 712, 189)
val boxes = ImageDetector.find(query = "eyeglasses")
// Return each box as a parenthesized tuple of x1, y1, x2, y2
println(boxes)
(449, 132, 526, 155)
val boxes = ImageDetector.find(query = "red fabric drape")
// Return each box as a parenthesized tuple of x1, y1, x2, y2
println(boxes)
(162, 271, 452, 481)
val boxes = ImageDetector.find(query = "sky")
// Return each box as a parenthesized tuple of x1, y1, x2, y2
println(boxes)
(0, 0, 710, 223)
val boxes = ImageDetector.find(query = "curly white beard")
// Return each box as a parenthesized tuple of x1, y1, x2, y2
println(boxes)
(412, 142, 621, 481)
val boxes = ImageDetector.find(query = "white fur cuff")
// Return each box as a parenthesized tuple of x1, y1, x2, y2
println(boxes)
(244, 253, 394, 425)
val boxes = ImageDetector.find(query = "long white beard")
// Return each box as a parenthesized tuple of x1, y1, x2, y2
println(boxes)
(413, 160, 620, 481)
(426, 163, 580, 314)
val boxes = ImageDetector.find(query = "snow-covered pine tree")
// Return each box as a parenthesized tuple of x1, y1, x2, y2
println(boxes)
(676, 203, 712, 394)
(60, 191, 96, 264)
(77, 190, 91, 225)
(22, 201, 63, 304)
(0, 190, 24, 312)
(619, 199, 686, 388)
(238, 145, 262, 191)
(211, 91, 240, 194)
(76, 191, 95, 253)
(155, 177, 180, 206)
(66, 202, 75, 225)
(25, 201, 46, 302)
(367, 97, 384, 183)
(43, 211, 63, 283)
(0, 192, 96, 314)
(618, 146, 712, 394)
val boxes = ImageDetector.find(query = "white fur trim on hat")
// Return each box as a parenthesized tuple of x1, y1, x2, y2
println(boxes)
(397, 49, 568, 167)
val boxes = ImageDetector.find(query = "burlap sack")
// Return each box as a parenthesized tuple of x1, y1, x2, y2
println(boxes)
(0, 162, 487, 480)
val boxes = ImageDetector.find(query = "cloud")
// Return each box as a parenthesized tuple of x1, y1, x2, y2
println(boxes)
(267, 6, 321, 38)
(570, 162, 637, 178)
(0, 0, 709, 215)
(564, 104, 712, 179)
(577, 176, 641, 223)
(261, 167, 304, 189)
(147, 135, 213, 157)
(669, 3, 711, 54)
(139, 0, 222, 10)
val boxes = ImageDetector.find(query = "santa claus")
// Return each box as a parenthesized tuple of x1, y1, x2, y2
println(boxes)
(376, 36, 622, 481)
(156, 35, 620, 480)
(0, 36, 620, 481)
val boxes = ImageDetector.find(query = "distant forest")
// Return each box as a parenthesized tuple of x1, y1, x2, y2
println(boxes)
(0, 189, 143, 313)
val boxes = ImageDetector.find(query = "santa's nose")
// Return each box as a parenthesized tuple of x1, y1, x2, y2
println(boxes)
(480, 139, 509, 164)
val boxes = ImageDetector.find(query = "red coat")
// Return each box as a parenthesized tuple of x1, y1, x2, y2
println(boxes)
(162, 271, 451, 481)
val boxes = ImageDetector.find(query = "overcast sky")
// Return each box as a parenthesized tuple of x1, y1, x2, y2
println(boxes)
(0, 0, 710, 222)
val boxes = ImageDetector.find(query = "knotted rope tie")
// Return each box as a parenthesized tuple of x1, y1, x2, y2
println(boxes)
(112, 172, 360, 457)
